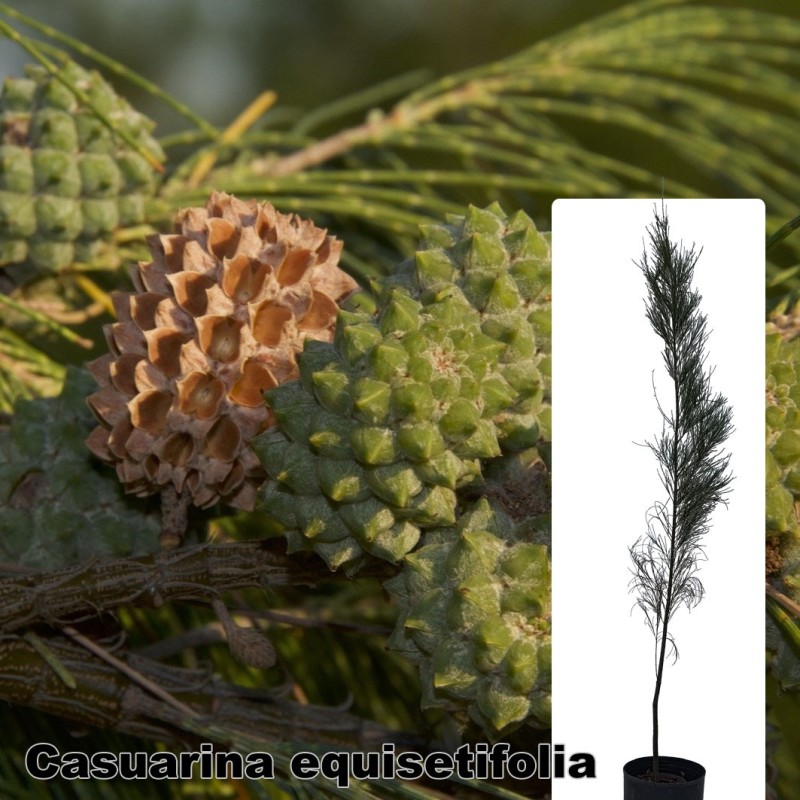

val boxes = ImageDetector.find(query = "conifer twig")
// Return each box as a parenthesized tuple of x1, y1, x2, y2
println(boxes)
(628, 203, 733, 781)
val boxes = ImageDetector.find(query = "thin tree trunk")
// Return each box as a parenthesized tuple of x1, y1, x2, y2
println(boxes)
(652, 340, 681, 781)
(651, 536, 674, 780)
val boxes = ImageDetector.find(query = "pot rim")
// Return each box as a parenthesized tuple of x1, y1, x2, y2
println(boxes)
(623, 755, 705, 785)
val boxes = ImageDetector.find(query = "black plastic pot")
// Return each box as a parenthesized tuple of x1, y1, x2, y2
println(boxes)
(623, 756, 705, 799)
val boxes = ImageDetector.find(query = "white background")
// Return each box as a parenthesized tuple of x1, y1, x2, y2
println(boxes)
(550, 199, 764, 798)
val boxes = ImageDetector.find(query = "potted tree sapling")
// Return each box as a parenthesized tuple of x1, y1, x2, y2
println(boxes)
(624, 204, 733, 798)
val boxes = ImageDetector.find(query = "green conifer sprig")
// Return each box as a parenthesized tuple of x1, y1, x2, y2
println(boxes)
(628, 204, 734, 780)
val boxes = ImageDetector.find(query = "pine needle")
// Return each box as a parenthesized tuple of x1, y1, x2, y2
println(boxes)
(188, 90, 278, 187)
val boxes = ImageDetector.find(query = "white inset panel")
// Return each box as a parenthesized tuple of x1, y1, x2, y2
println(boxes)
(551, 199, 764, 799)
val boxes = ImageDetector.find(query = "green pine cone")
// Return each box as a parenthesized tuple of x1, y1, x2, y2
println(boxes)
(765, 324, 800, 688)
(253, 294, 521, 569)
(766, 331, 800, 537)
(373, 202, 551, 443)
(253, 205, 550, 571)
(385, 498, 551, 739)
(0, 59, 163, 284)
(253, 277, 547, 570)
(0, 367, 159, 569)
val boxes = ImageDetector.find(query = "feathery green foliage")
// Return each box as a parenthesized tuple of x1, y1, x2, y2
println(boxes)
(0, 0, 799, 410)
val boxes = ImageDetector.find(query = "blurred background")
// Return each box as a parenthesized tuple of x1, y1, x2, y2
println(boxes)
(3, 0, 796, 134)
(1, 1, 606, 131)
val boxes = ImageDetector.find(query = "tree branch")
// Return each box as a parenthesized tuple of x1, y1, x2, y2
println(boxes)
(0, 630, 411, 752)
(0, 540, 353, 634)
